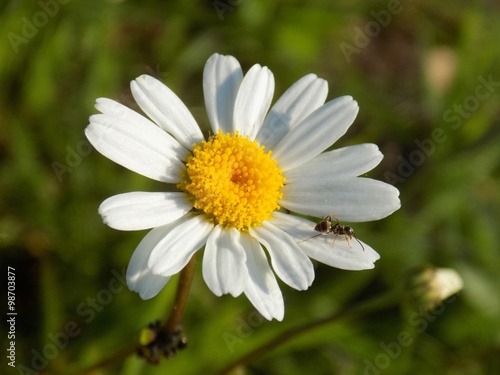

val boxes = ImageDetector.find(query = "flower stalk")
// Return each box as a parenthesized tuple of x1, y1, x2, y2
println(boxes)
(135, 255, 197, 364)
(163, 254, 197, 335)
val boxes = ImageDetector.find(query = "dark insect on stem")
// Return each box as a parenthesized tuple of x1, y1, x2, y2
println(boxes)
(137, 321, 188, 364)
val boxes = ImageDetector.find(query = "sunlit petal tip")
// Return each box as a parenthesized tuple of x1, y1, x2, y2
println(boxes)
(127, 271, 171, 300)
(94, 97, 119, 112)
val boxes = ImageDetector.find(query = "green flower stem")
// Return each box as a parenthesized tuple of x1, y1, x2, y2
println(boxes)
(163, 254, 197, 335)
(217, 289, 400, 375)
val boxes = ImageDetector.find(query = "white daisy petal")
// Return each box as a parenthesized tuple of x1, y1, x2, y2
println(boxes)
(257, 74, 328, 150)
(203, 226, 248, 297)
(203, 53, 243, 134)
(270, 212, 380, 270)
(126, 225, 173, 299)
(240, 233, 284, 321)
(281, 177, 400, 222)
(93, 98, 189, 162)
(148, 214, 214, 277)
(250, 220, 314, 290)
(284, 144, 383, 182)
(99, 192, 193, 231)
(86, 113, 185, 183)
(273, 96, 359, 171)
(233, 64, 275, 139)
(302, 237, 379, 270)
(131, 75, 204, 150)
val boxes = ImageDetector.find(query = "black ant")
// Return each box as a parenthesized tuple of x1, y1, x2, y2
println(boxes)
(300, 214, 365, 251)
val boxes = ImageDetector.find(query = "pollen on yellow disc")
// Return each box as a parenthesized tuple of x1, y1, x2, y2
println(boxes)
(178, 131, 285, 230)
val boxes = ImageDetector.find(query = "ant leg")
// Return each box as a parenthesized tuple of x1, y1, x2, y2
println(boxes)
(298, 233, 323, 244)
(331, 234, 338, 248)
(344, 235, 352, 249)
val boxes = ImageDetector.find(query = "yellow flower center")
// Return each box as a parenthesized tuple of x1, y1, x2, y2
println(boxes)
(178, 131, 285, 231)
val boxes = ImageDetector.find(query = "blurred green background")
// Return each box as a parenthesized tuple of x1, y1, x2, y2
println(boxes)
(1, 0, 499, 374)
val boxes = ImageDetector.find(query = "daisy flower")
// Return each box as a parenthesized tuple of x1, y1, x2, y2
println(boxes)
(85, 53, 400, 321)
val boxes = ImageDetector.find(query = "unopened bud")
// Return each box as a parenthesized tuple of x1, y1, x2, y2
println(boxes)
(406, 265, 463, 310)
(139, 326, 158, 346)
